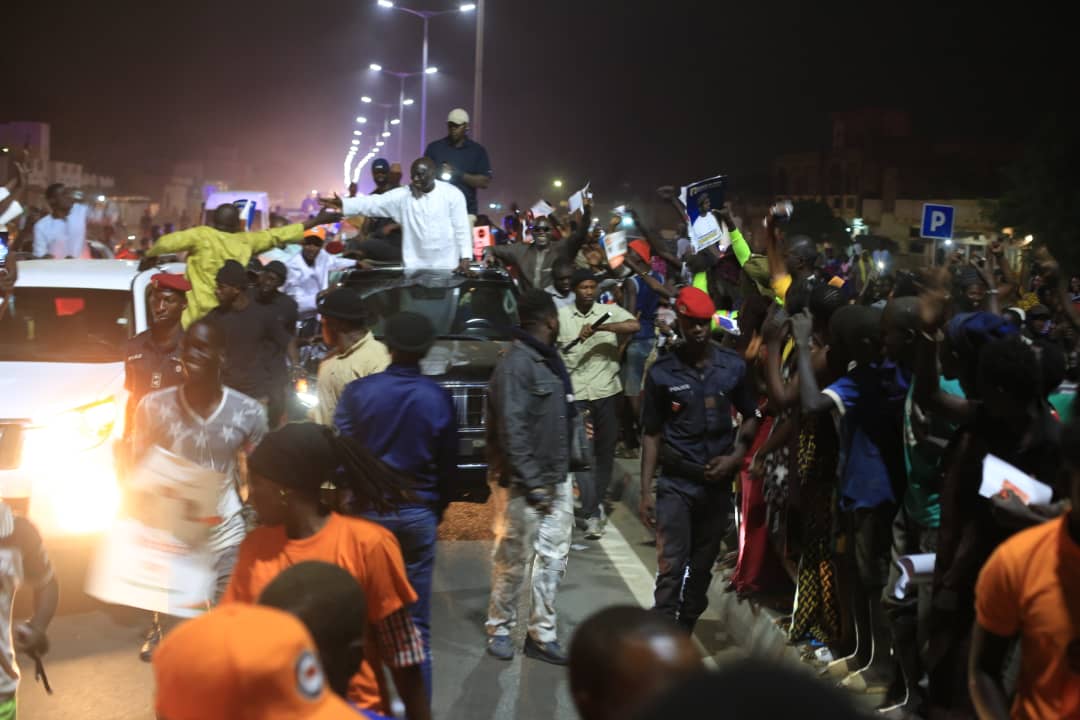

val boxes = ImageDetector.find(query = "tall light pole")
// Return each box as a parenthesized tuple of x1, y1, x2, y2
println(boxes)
(369, 63, 425, 161)
(376, 2, 476, 152)
(472, 0, 484, 139)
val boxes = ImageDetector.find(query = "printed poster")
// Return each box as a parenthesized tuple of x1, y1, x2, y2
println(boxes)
(472, 225, 493, 261)
(683, 175, 729, 253)
(602, 230, 627, 268)
(86, 445, 224, 617)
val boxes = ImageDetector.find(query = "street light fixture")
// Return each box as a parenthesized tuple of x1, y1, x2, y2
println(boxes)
(424, 66, 438, 74)
(369, 63, 383, 72)
(361, 96, 372, 104)
(390, 118, 401, 125)
(460, 3, 476, 10)
(353, 130, 363, 136)
(553, 179, 563, 188)
(403, 98, 415, 106)
(356, 116, 367, 123)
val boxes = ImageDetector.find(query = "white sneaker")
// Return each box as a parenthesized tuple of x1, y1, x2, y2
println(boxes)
(584, 516, 604, 540)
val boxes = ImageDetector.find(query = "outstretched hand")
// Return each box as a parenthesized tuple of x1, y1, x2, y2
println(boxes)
(318, 194, 343, 211)
(917, 267, 952, 332)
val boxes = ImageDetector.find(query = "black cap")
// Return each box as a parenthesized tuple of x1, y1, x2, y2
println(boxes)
(264, 260, 288, 281)
(246, 257, 264, 277)
(1028, 304, 1051, 319)
(217, 259, 248, 289)
(317, 287, 369, 323)
(383, 311, 436, 355)
(571, 268, 597, 289)
(372, 158, 390, 173)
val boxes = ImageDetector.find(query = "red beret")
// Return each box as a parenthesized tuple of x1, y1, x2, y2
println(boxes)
(151, 273, 192, 293)
(324, 240, 345, 255)
(675, 287, 715, 320)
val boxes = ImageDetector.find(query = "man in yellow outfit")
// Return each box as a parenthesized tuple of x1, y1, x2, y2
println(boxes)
(143, 204, 340, 327)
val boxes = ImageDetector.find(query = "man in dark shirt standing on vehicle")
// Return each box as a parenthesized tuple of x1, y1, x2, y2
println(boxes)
(639, 287, 761, 632)
(205, 260, 293, 407)
(423, 108, 492, 219)
(353, 158, 403, 262)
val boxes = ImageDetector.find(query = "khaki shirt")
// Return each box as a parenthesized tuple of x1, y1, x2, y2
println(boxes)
(314, 332, 391, 424)
(558, 302, 634, 401)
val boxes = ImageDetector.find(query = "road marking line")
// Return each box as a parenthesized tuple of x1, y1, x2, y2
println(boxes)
(598, 520, 718, 669)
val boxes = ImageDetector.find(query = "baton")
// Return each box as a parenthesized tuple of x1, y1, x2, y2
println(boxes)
(562, 312, 611, 355)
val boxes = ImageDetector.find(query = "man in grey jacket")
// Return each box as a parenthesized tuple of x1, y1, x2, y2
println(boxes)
(484, 289, 574, 665)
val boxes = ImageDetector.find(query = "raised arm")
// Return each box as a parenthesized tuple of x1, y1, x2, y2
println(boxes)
(146, 226, 201, 257)
(914, 268, 976, 424)
(791, 312, 838, 415)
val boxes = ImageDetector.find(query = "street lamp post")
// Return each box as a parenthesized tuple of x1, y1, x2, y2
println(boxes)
(369, 64, 424, 161)
(377, 2, 476, 151)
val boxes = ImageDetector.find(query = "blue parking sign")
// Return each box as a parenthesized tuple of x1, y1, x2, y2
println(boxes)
(921, 204, 955, 240)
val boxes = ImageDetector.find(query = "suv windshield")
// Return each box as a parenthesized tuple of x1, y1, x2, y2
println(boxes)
(0, 287, 133, 363)
(348, 270, 519, 340)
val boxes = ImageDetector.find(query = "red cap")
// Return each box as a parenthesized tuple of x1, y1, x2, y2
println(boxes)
(628, 239, 651, 263)
(324, 240, 345, 255)
(151, 273, 192, 293)
(675, 287, 715, 320)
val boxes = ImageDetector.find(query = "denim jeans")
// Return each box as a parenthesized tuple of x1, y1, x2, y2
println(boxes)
(361, 505, 438, 700)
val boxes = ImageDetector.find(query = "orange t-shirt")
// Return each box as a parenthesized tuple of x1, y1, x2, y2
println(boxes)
(975, 515, 1080, 720)
(220, 512, 418, 712)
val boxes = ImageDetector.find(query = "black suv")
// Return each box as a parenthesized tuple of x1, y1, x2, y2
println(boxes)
(341, 266, 519, 503)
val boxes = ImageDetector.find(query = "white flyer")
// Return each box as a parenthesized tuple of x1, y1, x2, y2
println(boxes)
(568, 182, 591, 214)
(979, 453, 1053, 506)
(893, 553, 936, 599)
(602, 230, 628, 268)
(530, 199, 554, 218)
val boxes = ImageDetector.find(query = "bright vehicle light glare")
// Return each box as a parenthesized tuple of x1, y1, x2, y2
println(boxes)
(361, 96, 372, 103)
(356, 116, 367, 123)
(377, 0, 394, 7)
(369, 63, 383, 71)
(460, 3, 477, 10)
(425, 66, 438, 74)
(403, 98, 415, 106)
(390, 118, 401, 125)
(33, 397, 119, 454)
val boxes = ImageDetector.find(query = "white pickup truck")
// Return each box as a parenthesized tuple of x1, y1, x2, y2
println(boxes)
(0, 258, 183, 539)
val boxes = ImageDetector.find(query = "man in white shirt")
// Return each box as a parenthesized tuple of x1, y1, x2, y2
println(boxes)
(321, 158, 471, 271)
(282, 231, 358, 321)
(32, 184, 91, 259)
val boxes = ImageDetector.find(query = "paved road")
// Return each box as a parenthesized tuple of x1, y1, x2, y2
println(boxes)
(16, 468, 744, 720)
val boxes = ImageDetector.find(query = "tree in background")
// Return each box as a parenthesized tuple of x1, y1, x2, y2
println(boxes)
(995, 113, 1080, 268)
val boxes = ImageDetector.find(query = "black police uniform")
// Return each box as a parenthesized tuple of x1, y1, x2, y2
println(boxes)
(123, 329, 185, 437)
(641, 341, 760, 631)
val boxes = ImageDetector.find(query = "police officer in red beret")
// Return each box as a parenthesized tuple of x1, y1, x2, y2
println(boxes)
(124, 273, 191, 439)
(638, 287, 762, 632)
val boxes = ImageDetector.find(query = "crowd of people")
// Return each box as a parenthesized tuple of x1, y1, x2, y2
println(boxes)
(2, 107, 1079, 720)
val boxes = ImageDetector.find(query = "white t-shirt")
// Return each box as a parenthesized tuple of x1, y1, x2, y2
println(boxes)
(132, 387, 268, 552)
(341, 181, 471, 269)
(0, 505, 54, 695)
(32, 203, 90, 259)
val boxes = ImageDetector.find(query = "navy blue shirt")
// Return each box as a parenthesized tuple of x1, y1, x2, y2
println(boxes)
(641, 343, 760, 465)
(423, 137, 492, 215)
(334, 364, 457, 507)
(823, 362, 910, 510)
(630, 271, 663, 341)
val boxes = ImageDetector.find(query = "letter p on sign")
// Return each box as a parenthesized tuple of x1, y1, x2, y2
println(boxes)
(921, 204, 955, 240)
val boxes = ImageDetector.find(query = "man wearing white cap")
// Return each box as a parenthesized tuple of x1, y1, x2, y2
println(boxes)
(424, 108, 492, 217)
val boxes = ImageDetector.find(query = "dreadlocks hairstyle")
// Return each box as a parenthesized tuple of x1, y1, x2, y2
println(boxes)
(248, 422, 413, 514)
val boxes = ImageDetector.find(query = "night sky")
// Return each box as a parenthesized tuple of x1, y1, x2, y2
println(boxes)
(8, 0, 1068, 211)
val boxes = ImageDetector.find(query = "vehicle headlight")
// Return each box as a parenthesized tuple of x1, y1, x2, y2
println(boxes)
(34, 397, 119, 452)
(294, 378, 319, 409)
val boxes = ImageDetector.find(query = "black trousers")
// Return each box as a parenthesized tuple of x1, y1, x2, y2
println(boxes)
(653, 474, 732, 631)
(574, 395, 618, 519)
